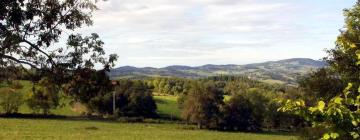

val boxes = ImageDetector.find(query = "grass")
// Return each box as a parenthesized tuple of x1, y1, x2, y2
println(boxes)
(13, 81, 181, 117)
(154, 96, 181, 119)
(0, 81, 297, 139)
(0, 118, 297, 140)
(0, 80, 81, 116)
(261, 79, 285, 85)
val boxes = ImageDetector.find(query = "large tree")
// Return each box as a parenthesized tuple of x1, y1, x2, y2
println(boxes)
(0, 0, 117, 81)
(181, 81, 224, 129)
(280, 1, 360, 139)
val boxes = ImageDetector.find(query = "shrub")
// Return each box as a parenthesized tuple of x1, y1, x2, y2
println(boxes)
(0, 87, 23, 114)
(27, 78, 60, 115)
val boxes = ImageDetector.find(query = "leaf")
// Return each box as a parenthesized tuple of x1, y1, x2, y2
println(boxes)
(356, 50, 360, 60)
(323, 133, 330, 140)
(351, 43, 357, 48)
(334, 97, 343, 104)
(330, 133, 339, 139)
(296, 100, 304, 106)
(352, 120, 358, 126)
(351, 132, 360, 139)
(344, 83, 353, 92)
(344, 83, 353, 97)
(318, 101, 326, 112)
(346, 98, 354, 105)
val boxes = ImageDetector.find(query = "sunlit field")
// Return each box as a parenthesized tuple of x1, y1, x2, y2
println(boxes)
(0, 118, 296, 140)
(0, 82, 297, 140)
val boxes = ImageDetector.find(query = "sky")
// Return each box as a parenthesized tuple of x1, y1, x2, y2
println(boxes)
(77, 0, 356, 68)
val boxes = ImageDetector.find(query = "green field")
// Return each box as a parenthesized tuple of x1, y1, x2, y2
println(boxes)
(154, 96, 181, 119)
(0, 81, 297, 140)
(0, 118, 296, 140)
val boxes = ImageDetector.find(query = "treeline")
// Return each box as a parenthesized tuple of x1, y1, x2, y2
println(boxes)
(145, 75, 282, 96)
(0, 69, 157, 118)
(144, 75, 304, 131)
(178, 80, 304, 131)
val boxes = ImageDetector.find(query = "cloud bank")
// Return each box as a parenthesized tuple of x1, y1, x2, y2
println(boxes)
(79, 0, 354, 67)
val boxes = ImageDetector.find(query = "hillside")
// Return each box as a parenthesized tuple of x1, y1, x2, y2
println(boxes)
(109, 58, 327, 84)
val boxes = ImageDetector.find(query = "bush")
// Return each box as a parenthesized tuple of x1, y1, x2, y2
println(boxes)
(27, 78, 60, 115)
(0, 87, 23, 114)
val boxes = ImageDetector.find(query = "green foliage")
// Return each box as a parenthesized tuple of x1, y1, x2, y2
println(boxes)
(280, 2, 360, 139)
(279, 83, 360, 139)
(221, 93, 259, 131)
(181, 81, 224, 129)
(154, 96, 181, 119)
(146, 77, 192, 95)
(147, 76, 274, 96)
(112, 80, 157, 117)
(27, 77, 61, 115)
(223, 81, 249, 95)
(0, 0, 117, 71)
(221, 88, 303, 132)
(0, 87, 23, 114)
(63, 69, 113, 114)
(298, 68, 345, 104)
(88, 79, 157, 118)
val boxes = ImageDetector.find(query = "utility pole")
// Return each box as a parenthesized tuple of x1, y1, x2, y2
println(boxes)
(111, 80, 118, 116)
(113, 91, 115, 115)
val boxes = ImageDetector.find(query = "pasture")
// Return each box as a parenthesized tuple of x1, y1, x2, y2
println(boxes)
(0, 118, 296, 140)
(0, 81, 297, 140)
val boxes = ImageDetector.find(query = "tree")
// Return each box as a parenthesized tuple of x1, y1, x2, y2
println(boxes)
(27, 77, 60, 115)
(298, 68, 345, 104)
(221, 89, 274, 131)
(79, 79, 157, 118)
(0, 81, 24, 114)
(63, 69, 113, 115)
(0, 0, 117, 83)
(221, 94, 255, 131)
(113, 80, 157, 117)
(280, 2, 360, 139)
(181, 81, 224, 129)
(223, 81, 249, 95)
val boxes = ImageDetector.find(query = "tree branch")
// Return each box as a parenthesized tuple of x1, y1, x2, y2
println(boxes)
(21, 39, 56, 66)
(0, 53, 39, 69)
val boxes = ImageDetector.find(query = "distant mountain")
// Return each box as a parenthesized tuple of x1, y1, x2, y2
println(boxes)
(109, 58, 327, 85)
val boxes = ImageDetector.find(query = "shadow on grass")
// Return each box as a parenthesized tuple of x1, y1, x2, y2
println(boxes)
(0, 113, 298, 137)
(0, 113, 182, 125)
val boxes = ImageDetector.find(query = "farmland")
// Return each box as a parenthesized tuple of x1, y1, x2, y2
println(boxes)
(0, 81, 297, 140)
(0, 118, 296, 140)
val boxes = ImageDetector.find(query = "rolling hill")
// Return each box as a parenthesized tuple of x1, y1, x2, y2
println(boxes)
(109, 58, 327, 84)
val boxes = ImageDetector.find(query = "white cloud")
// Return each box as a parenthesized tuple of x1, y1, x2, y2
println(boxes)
(75, 0, 355, 67)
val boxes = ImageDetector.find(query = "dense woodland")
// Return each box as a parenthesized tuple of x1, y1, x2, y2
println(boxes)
(0, 0, 360, 140)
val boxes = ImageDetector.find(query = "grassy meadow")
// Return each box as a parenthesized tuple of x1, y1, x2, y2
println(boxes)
(0, 81, 297, 140)
(0, 118, 296, 140)
(154, 95, 181, 119)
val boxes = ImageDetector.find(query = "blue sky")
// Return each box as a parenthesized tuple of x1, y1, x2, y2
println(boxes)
(78, 0, 355, 68)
